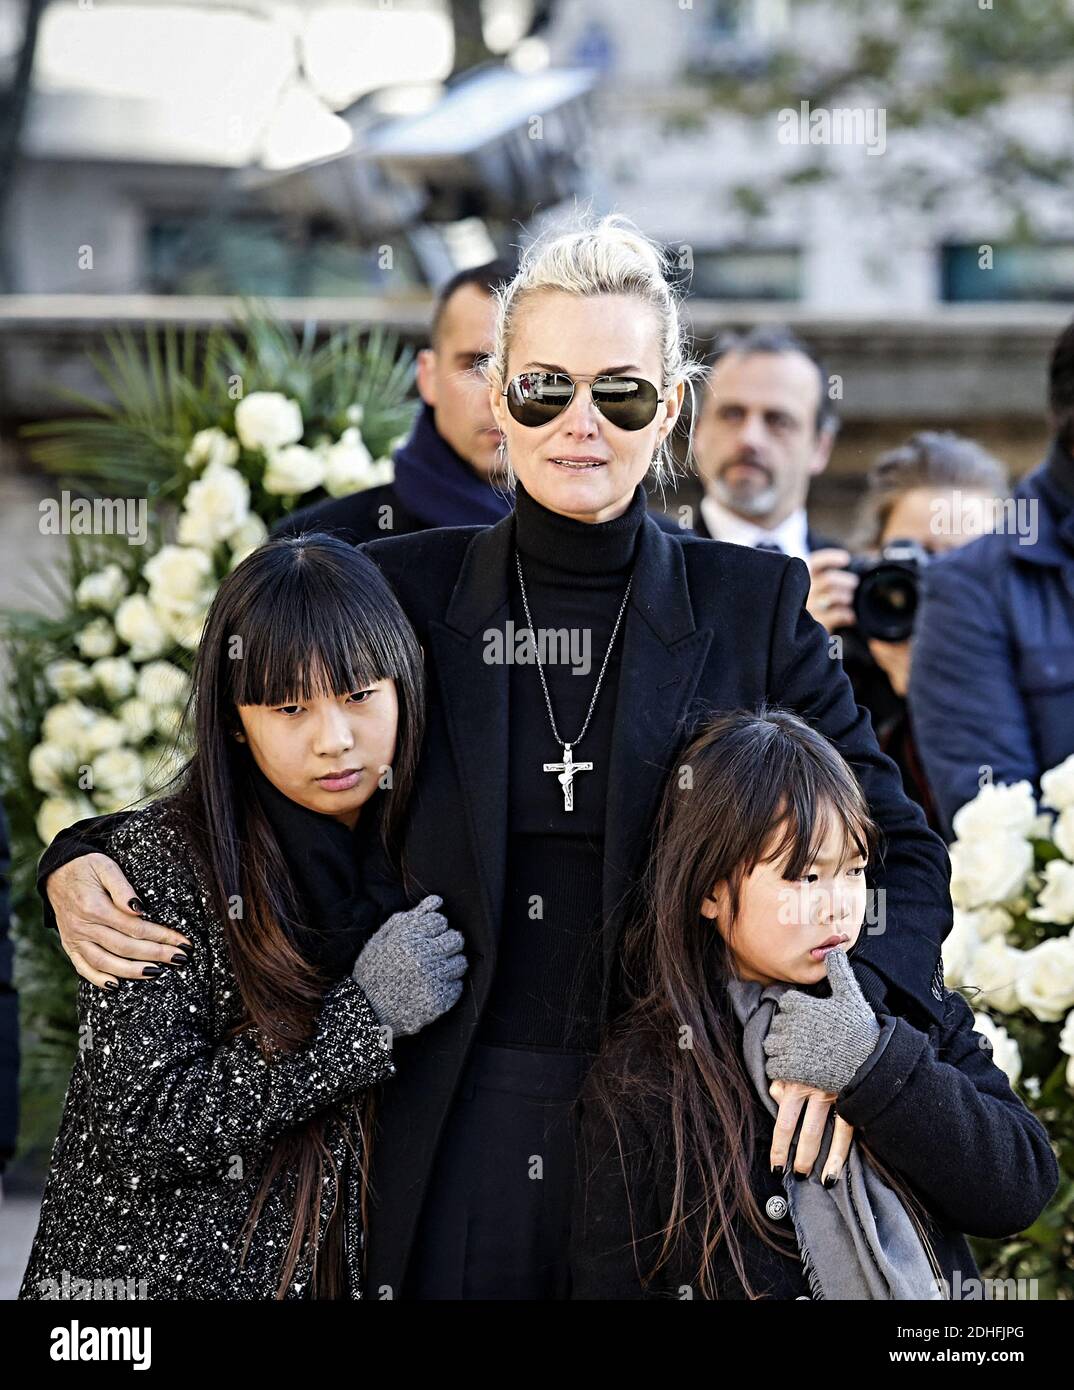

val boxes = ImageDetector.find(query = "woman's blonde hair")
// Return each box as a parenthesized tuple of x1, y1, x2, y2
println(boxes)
(485, 209, 708, 493)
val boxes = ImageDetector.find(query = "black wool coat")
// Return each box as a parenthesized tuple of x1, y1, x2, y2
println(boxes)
(38, 502, 954, 1299)
(570, 986, 1059, 1300)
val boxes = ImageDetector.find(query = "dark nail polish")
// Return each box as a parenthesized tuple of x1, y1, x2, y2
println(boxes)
(142, 965, 163, 977)
(823, 1174, 838, 1189)
(129, 897, 144, 914)
(793, 1168, 808, 1181)
(104, 980, 120, 991)
(170, 953, 190, 966)
(771, 1164, 784, 1177)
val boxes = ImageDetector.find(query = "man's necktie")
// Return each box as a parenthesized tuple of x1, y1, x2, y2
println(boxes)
(754, 538, 785, 554)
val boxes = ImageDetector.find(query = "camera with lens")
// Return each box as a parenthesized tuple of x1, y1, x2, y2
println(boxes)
(844, 539, 931, 643)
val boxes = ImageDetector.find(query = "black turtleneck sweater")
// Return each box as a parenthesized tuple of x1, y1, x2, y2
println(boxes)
(476, 479, 647, 1053)
(247, 759, 399, 980)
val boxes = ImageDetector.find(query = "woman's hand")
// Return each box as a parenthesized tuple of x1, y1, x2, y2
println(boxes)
(805, 549, 858, 633)
(867, 636, 912, 697)
(768, 1079, 855, 1184)
(46, 853, 192, 989)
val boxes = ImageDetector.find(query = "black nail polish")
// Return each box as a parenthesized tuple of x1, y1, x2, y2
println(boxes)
(823, 1174, 838, 1189)
(142, 965, 163, 977)
(104, 980, 120, 991)
(771, 1164, 784, 1177)
(129, 897, 144, 914)
(170, 953, 190, 966)
(793, 1168, 808, 1181)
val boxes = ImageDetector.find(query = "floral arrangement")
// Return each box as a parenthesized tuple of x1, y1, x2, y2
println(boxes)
(942, 755, 1074, 1294)
(0, 307, 417, 1163)
(29, 391, 396, 845)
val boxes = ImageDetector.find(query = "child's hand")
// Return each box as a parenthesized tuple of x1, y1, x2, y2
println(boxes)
(768, 1079, 855, 1184)
(763, 947, 881, 1094)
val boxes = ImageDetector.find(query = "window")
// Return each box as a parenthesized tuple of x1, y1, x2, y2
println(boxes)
(941, 242, 1074, 303)
(671, 245, 801, 301)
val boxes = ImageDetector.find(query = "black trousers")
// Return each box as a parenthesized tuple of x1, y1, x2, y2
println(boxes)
(402, 1043, 595, 1300)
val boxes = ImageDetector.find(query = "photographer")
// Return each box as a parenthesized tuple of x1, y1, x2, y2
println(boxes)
(810, 433, 1008, 833)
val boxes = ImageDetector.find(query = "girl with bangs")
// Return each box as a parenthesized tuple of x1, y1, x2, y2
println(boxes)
(20, 535, 466, 1300)
(571, 707, 1058, 1300)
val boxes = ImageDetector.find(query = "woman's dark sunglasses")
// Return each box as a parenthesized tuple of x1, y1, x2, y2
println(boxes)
(502, 371, 662, 431)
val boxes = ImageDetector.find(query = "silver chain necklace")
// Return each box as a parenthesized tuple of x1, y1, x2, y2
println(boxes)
(514, 548, 633, 812)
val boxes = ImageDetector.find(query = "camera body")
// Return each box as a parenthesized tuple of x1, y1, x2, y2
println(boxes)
(844, 538, 931, 643)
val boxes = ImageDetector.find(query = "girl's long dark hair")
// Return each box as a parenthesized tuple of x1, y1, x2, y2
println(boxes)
(161, 533, 425, 1297)
(584, 704, 942, 1299)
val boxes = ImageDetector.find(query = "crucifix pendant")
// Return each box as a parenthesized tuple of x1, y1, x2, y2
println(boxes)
(543, 742, 594, 813)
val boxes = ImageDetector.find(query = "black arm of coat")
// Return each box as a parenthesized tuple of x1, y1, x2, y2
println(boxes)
(767, 556, 953, 1019)
(835, 987, 1059, 1238)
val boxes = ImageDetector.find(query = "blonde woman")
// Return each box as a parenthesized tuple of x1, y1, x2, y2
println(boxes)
(37, 213, 953, 1300)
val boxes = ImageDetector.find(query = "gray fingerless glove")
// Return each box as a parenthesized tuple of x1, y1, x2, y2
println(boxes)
(762, 946, 881, 1094)
(352, 894, 467, 1038)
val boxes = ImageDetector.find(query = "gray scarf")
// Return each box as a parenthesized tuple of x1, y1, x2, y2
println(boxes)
(725, 977, 947, 1301)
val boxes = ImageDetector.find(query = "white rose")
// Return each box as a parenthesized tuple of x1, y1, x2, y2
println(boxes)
(951, 779, 1038, 842)
(153, 705, 184, 740)
(142, 744, 187, 793)
(36, 793, 95, 846)
(144, 545, 215, 618)
(1041, 753, 1074, 812)
(158, 606, 209, 651)
(184, 427, 240, 474)
(973, 905, 1013, 941)
(117, 697, 156, 743)
(177, 465, 250, 549)
(941, 909, 982, 989)
(321, 429, 374, 497)
(235, 392, 303, 453)
(90, 656, 137, 702)
(92, 786, 143, 813)
(965, 935, 1024, 1013)
(93, 746, 144, 793)
(971, 1012, 1022, 1088)
(41, 700, 96, 753)
(75, 563, 129, 613)
(367, 455, 395, 487)
(1052, 807, 1074, 862)
(76, 617, 117, 660)
(28, 741, 78, 793)
(949, 831, 1033, 909)
(82, 715, 128, 757)
(1014, 936, 1074, 1022)
(114, 594, 170, 661)
(1059, 1008, 1074, 1057)
(263, 444, 324, 496)
(44, 659, 95, 698)
(1027, 859, 1074, 926)
(136, 660, 190, 709)
(227, 514, 269, 569)
(345, 403, 365, 426)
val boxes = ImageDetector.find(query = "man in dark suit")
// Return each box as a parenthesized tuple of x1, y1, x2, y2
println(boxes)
(276, 260, 518, 545)
(688, 326, 855, 619)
